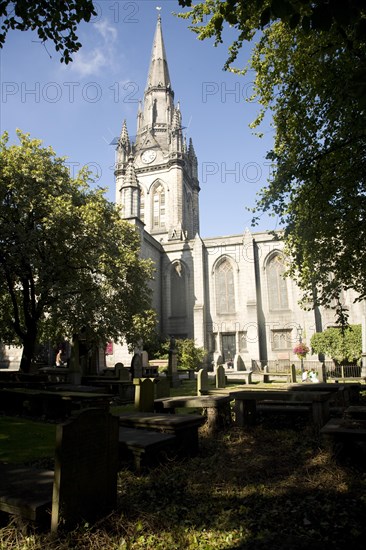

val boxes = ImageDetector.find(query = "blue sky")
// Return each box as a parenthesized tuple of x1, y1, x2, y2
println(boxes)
(0, 0, 277, 238)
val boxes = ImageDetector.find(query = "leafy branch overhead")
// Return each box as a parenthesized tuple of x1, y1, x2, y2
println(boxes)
(0, 0, 97, 62)
(178, 1, 366, 320)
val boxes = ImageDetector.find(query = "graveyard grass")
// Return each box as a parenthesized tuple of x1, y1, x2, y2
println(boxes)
(0, 416, 55, 463)
(1, 382, 366, 549)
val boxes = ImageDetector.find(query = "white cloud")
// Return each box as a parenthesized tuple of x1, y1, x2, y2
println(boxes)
(67, 20, 119, 78)
(94, 20, 118, 44)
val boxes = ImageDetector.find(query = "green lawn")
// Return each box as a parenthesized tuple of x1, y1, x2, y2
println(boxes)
(0, 416, 55, 464)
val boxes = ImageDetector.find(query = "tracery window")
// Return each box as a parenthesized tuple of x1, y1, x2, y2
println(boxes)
(267, 254, 289, 310)
(271, 330, 292, 350)
(170, 261, 186, 317)
(215, 259, 235, 314)
(140, 189, 145, 222)
(152, 182, 165, 229)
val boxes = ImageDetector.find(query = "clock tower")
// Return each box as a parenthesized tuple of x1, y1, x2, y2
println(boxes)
(115, 14, 200, 242)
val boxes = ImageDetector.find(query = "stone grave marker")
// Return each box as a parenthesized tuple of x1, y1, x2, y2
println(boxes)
(51, 408, 119, 533)
(234, 354, 245, 371)
(154, 377, 170, 398)
(167, 336, 179, 387)
(290, 363, 297, 383)
(142, 351, 149, 368)
(131, 353, 143, 379)
(115, 362, 130, 381)
(215, 364, 226, 389)
(197, 368, 208, 396)
(134, 378, 154, 412)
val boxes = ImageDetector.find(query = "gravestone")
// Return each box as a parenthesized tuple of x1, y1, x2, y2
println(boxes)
(234, 354, 245, 371)
(197, 368, 208, 396)
(115, 362, 130, 381)
(290, 363, 297, 383)
(215, 355, 223, 367)
(154, 377, 170, 398)
(215, 364, 226, 389)
(134, 378, 155, 412)
(142, 351, 149, 368)
(68, 334, 82, 385)
(318, 363, 326, 382)
(131, 353, 143, 379)
(51, 408, 118, 533)
(167, 336, 179, 388)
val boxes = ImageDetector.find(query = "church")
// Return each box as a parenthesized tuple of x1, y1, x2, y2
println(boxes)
(107, 15, 363, 370)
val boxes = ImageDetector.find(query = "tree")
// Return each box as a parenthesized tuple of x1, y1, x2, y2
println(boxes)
(310, 325, 362, 365)
(0, 0, 97, 63)
(160, 338, 206, 370)
(0, 130, 155, 372)
(178, 1, 366, 64)
(179, 1, 366, 320)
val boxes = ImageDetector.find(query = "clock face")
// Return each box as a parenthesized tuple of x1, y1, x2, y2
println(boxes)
(141, 149, 156, 164)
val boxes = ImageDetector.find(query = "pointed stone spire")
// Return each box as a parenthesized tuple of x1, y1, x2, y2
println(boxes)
(146, 14, 171, 90)
(172, 107, 180, 130)
(119, 119, 130, 150)
(135, 14, 175, 150)
(116, 119, 131, 169)
(188, 138, 196, 158)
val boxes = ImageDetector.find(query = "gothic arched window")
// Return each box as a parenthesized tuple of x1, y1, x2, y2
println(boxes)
(171, 261, 186, 317)
(215, 259, 235, 314)
(152, 182, 166, 229)
(267, 254, 289, 310)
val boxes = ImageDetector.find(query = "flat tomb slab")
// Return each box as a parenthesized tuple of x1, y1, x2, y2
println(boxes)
(0, 464, 53, 521)
(154, 395, 232, 409)
(118, 427, 176, 471)
(118, 412, 205, 430)
(119, 427, 176, 449)
(118, 413, 204, 457)
(231, 390, 331, 402)
(320, 417, 366, 438)
(345, 406, 366, 419)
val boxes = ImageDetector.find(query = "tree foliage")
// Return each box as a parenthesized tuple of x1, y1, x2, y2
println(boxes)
(161, 338, 206, 370)
(0, 131, 155, 372)
(179, 1, 366, 319)
(0, 0, 96, 63)
(178, 0, 366, 66)
(310, 325, 362, 365)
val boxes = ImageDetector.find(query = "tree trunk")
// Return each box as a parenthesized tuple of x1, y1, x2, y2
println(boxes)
(19, 329, 38, 373)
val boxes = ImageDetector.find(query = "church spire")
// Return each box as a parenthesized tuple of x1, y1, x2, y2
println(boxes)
(146, 13, 171, 91)
(135, 14, 175, 149)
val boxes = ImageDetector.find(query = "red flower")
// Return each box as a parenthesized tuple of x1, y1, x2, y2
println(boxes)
(293, 343, 309, 357)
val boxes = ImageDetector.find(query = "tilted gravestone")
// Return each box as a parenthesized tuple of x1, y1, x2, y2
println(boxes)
(51, 408, 119, 533)
(197, 368, 208, 396)
(215, 364, 226, 389)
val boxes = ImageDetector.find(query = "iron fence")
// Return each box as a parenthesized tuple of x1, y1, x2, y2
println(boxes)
(251, 359, 363, 380)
